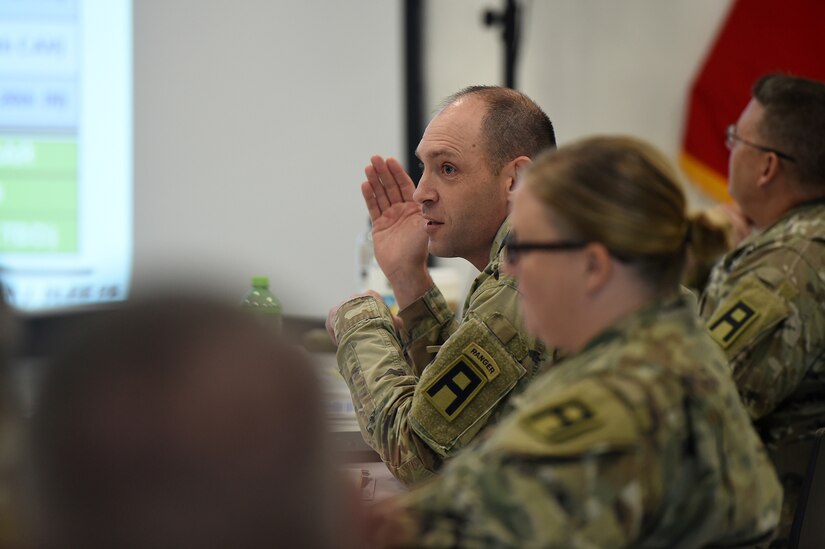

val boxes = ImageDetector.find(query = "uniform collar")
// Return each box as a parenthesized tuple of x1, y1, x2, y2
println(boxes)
(781, 196, 825, 221)
(490, 217, 512, 265)
(758, 196, 825, 236)
(579, 293, 687, 353)
(725, 197, 825, 267)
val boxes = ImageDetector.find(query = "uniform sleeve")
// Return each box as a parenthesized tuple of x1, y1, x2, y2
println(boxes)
(396, 286, 459, 378)
(373, 379, 654, 548)
(334, 295, 442, 484)
(334, 277, 545, 486)
(700, 246, 825, 420)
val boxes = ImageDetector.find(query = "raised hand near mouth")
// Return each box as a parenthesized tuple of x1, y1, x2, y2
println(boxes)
(361, 155, 434, 309)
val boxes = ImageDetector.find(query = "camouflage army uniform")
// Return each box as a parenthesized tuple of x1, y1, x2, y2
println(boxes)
(333, 221, 547, 485)
(374, 296, 781, 548)
(698, 199, 825, 542)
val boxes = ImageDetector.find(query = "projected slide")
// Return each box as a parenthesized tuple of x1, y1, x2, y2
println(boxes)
(0, 0, 131, 311)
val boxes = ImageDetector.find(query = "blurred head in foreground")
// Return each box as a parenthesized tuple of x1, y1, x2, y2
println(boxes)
(29, 296, 351, 549)
(0, 286, 23, 547)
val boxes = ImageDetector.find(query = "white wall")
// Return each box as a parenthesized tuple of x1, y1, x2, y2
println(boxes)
(426, 0, 732, 192)
(520, 1, 732, 163)
(425, 0, 733, 283)
(133, 0, 403, 317)
(132, 1, 735, 317)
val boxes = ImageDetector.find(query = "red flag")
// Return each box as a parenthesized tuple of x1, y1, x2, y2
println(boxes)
(681, 0, 825, 202)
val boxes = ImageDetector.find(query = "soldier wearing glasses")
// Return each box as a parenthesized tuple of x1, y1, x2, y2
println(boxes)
(698, 73, 825, 544)
(368, 137, 780, 547)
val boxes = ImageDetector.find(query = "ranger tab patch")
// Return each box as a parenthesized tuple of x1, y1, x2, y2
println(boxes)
(422, 342, 500, 422)
(463, 343, 501, 381)
(708, 299, 759, 349)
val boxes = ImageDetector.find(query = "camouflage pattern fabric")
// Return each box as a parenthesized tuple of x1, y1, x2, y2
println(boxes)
(333, 221, 548, 486)
(373, 297, 781, 548)
(698, 199, 825, 544)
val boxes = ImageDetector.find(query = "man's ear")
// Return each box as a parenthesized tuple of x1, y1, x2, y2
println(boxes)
(756, 152, 781, 189)
(583, 243, 613, 295)
(506, 156, 533, 196)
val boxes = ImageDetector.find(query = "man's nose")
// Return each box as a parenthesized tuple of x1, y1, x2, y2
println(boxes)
(413, 171, 437, 205)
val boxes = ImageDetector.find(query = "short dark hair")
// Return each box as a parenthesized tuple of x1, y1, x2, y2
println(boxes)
(752, 74, 825, 188)
(445, 86, 556, 174)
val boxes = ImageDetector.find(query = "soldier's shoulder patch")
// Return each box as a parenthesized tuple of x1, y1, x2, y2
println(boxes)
(705, 273, 790, 357)
(464, 343, 501, 381)
(522, 398, 602, 444)
(423, 342, 501, 422)
(707, 299, 760, 349)
(511, 379, 639, 456)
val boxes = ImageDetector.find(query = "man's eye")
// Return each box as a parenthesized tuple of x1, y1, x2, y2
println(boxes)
(418, 161, 425, 171)
(442, 164, 456, 176)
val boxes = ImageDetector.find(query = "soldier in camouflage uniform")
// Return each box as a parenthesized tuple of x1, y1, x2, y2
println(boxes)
(369, 137, 781, 547)
(327, 87, 556, 485)
(698, 74, 825, 545)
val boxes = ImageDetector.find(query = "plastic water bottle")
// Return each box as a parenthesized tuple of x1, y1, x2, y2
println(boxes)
(241, 276, 282, 332)
(355, 222, 398, 313)
(355, 221, 374, 290)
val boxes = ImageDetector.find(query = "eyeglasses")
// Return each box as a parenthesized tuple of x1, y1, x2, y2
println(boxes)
(503, 233, 589, 264)
(725, 124, 796, 162)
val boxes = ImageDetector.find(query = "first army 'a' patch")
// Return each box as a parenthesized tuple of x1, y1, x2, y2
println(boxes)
(707, 299, 759, 349)
(522, 399, 603, 444)
(424, 343, 501, 422)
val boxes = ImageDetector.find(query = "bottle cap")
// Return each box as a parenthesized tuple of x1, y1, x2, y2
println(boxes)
(251, 276, 269, 288)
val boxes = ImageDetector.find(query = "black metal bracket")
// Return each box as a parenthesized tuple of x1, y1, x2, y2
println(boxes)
(483, 0, 521, 89)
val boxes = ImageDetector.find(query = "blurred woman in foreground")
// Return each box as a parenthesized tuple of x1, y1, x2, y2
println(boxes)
(373, 137, 781, 548)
